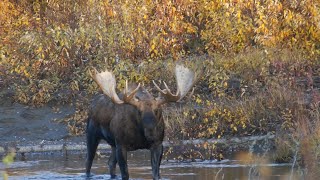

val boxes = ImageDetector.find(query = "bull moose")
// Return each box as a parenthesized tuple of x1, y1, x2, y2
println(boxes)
(86, 64, 197, 180)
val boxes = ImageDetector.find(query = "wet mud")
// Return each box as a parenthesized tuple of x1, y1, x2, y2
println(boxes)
(0, 98, 78, 148)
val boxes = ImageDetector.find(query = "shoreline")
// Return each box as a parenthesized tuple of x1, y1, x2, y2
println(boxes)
(0, 133, 275, 156)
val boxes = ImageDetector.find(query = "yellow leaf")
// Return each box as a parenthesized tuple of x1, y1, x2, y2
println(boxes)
(233, 126, 237, 131)
(213, 82, 217, 87)
(151, 44, 155, 50)
(237, 10, 241, 20)
(153, 49, 158, 55)
(37, 46, 42, 53)
(3, 172, 8, 180)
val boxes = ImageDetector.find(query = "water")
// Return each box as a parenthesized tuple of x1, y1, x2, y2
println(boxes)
(1, 150, 299, 180)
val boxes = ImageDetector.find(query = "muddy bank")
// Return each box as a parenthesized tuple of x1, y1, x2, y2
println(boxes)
(0, 89, 81, 150)
(0, 102, 77, 145)
(0, 134, 275, 158)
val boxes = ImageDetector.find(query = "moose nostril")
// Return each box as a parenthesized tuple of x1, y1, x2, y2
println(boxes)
(144, 128, 153, 136)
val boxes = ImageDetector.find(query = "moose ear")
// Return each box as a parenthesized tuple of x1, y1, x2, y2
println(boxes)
(135, 96, 141, 101)
(155, 92, 164, 101)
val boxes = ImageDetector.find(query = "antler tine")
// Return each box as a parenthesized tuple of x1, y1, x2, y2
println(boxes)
(89, 67, 98, 81)
(154, 64, 196, 104)
(163, 81, 178, 96)
(153, 80, 180, 103)
(90, 67, 124, 104)
(125, 80, 128, 94)
(123, 81, 141, 103)
(153, 80, 165, 94)
(175, 64, 196, 101)
(90, 66, 143, 107)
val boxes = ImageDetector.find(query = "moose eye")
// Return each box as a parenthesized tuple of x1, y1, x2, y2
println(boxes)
(154, 109, 162, 117)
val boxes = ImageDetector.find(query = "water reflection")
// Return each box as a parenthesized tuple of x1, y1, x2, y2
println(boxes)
(1, 151, 298, 180)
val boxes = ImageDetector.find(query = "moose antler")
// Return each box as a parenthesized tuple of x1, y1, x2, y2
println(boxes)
(90, 68, 141, 105)
(153, 64, 197, 104)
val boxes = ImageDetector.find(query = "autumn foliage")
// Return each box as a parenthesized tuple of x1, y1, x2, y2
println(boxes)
(1, 1, 320, 174)
(1, 0, 319, 86)
(1, 0, 320, 141)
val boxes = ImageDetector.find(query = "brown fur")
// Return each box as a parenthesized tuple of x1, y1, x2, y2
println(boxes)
(85, 89, 164, 180)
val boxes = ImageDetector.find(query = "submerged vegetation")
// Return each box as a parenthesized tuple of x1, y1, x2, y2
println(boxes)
(1, 149, 16, 180)
(0, 0, 319, 178)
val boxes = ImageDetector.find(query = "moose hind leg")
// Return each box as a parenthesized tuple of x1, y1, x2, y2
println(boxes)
(85, 122, 100, 177)
(151, 144, 163, 180)
(108, 146, 117, 178)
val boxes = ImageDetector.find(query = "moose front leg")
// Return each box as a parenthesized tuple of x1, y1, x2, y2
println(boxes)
(116, 145, 129, 180)
(108, 146, 117, 178)
(85, 120, 100, 177)
(151, 144, 163, 180)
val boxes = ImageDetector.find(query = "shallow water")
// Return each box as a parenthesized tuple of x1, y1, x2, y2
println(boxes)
(1, 150, 300, 180)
